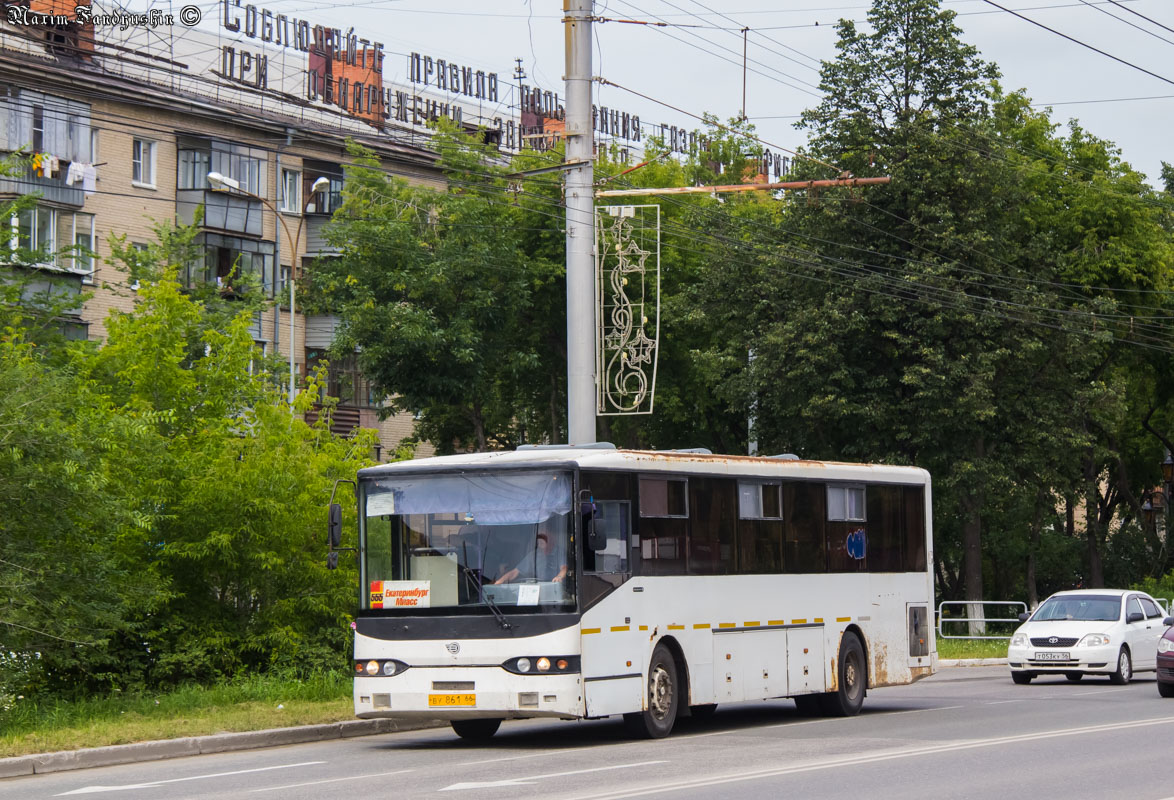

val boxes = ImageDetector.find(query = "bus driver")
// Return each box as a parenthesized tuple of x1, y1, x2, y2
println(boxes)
(494, 530, 567, 584)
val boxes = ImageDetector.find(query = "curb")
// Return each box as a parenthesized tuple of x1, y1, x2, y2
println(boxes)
(940, 658, 1007, 667)
(0, 718, 446, 779)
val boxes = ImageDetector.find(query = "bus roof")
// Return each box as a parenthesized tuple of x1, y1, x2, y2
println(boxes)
(357, 446, 930, 485)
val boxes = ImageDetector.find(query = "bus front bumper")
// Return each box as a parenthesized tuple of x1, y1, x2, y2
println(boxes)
(355, 668, 584, 720)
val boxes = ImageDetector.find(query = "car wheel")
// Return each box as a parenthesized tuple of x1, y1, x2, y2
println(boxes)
(623, 643, 679, 739)
(818, 632, 867, 716)
(1011, 671, 1032, 685)
(451, 719, 502, 740)
(1109, 648, 1132, 685)
(1065, 672, 1083, 682)
(1159, 681, 1174, 698)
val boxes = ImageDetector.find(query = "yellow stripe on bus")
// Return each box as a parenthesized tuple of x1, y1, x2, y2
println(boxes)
(611, 625, 630, 632)
(768, 620, 786, 626)
(694, 623, 711, 630)
(814, 618, 824, 623)
(837, 617, 851, 622)
(582, 627, 601, 635)
(639, 625, 648, 631)
(792, 619, 807, 624)
(744, 621, 761, 627)
(668, 624, 685, 630)
(718, 622, 736, 629)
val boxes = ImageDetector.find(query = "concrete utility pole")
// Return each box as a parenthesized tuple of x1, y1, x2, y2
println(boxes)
(564, 0, 596, 445)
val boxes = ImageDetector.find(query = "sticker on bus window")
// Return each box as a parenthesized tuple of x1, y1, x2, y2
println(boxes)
(517, 584, 540, 606)
(381, 580, 432, 608)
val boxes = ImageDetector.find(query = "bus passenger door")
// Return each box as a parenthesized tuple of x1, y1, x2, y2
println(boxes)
(581, 501, 641, 718)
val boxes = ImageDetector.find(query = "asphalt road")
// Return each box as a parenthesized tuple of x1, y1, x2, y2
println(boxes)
(5, 666, 1174, 800)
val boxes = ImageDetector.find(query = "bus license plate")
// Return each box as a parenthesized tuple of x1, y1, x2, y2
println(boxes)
(1035, 652, 1069, 661)
(428, 693, 476, 707)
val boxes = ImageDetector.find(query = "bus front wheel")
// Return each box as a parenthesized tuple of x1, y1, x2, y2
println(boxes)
(624, 643, 680, 739)
(819, 632, 866, 717)
(451, 718, 501, 740)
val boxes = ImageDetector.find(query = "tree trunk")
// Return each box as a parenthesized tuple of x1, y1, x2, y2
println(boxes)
(1026, 498, 1042, 609)
(1085, 486, 1104, 588)
(472, 401, 488, 452)
(961, 490, 985, 636)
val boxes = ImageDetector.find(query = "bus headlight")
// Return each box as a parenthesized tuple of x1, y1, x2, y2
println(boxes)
(504, 656, 580, 674)
(366, 659, 380, 675)
(382, 661, 397, 676)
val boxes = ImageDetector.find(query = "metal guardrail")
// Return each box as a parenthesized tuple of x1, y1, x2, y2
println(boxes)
(937, 600, 1028, 640)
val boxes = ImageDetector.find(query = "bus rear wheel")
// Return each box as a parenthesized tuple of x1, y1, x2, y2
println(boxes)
(818, 632, 866, 717)
(624, 643, 679, 739)
(451, 718, 501, 740)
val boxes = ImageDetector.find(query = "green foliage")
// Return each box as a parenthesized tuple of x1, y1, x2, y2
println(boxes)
(1, 215, 382, 702)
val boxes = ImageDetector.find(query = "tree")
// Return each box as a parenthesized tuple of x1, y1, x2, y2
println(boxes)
(307, 128, 562, 452)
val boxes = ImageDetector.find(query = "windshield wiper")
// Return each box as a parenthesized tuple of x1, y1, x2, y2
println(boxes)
(481, 585, 511, 630)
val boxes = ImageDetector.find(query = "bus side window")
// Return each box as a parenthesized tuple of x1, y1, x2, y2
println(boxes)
(784, 482, 826, 573)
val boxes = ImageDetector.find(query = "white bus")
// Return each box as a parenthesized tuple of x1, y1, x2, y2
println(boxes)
(335, 444, 935, 739)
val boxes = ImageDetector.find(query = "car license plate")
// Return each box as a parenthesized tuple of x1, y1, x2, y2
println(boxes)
(1035, 652, 1070, 661)
(428, 693, 476, 707)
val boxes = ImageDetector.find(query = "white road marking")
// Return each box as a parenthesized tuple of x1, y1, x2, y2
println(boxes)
(763, 703, 964, 728)
(440, 760, 668, 791)
(457, 743, 605, 767)
(566, 716, 1174, 800)
(251, 768, 413, 792)
(56, 762, 326, 796)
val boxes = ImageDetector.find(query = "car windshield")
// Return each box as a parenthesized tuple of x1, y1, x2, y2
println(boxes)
(360, 470, 575, 612)
(1033, 595, 1121, 622)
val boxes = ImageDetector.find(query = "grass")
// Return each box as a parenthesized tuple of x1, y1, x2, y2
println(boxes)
(936, 635, 1009, 660)
(0, 672, 354, 759)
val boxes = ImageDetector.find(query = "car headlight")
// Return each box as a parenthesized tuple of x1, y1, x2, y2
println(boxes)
(1010, 633, 1028, 647)
(1159, 638, 1174, 654)
(1079, 633, 1110, 647)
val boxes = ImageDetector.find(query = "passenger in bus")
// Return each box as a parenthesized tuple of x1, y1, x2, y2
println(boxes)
(494, 530, 567, 584)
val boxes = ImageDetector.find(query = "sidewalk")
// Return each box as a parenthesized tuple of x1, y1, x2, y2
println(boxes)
(0, 660, 1005, 780)
(0, 718, 447, 779)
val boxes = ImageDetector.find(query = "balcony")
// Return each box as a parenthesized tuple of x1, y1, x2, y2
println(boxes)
(305, 215, 340, 257)
(0, 161, 84, 207)
(177, 189, 263, 237)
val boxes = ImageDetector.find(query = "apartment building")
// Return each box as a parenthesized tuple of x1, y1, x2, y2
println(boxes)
(0, 0, 526, 457)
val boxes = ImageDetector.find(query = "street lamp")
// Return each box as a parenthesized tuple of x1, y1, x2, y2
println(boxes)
(207, 171, 331, 408)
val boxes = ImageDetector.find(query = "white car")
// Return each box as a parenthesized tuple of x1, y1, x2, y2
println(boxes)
(1007, 589, 1168, 684)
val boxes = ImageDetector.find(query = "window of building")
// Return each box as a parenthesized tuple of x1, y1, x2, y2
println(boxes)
(11, 206, 56, 257)
(304, 173, 343, 214)
(177, 148, 211, 190)
(305, 349, 377, 408)
(132, 138, 156, 187)
(32, 104, 45, 151)
(182, 234, 275, 298)
(90, 129, 100, 164)
(279, 168, 301, 212)
(72, 212, 95, 278)
(827, 484, 866, 522)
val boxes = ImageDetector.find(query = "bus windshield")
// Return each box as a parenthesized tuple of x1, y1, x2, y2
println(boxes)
(361, 470, 575, 612)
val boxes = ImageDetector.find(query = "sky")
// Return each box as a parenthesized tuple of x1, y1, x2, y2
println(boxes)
(141, 0, 1174, 186)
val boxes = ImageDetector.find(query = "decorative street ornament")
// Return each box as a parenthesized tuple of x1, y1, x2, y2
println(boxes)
(596, 205, 660, 415)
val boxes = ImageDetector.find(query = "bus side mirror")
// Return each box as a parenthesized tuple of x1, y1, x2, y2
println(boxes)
(328, 503, 343, 548)
(584, 514, 606, 551)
